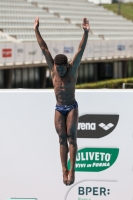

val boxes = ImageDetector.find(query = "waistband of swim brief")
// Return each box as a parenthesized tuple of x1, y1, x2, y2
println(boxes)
(56, 101, 78, 108)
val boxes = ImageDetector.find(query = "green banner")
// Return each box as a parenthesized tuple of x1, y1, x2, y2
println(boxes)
(67, 147, 119, 172)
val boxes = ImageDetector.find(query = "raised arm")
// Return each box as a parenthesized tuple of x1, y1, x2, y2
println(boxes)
(70, 18, 90, 72)
(34, 17, 54, 70)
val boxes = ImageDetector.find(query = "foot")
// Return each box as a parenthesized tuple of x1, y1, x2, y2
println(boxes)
(63, 170, 69, 186)
(67, 171, 75, 185)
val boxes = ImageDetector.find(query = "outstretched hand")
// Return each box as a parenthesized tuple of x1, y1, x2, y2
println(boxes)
(34, 17, 39, 30)
(82, 18, 90, 32)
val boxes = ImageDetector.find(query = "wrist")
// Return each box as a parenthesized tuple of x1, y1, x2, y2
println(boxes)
(34, 28, 39, 32)
(84, 30, 89, 34)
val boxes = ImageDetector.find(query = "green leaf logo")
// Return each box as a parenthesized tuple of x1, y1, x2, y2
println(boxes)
(67, 148, 119, 172)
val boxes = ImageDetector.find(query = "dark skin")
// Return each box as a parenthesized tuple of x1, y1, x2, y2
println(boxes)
(34, 17, 90, 185)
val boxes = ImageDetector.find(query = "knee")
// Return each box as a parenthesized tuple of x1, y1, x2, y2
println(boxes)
(68, 134, 76, 145)
(59, 134, 67, 145)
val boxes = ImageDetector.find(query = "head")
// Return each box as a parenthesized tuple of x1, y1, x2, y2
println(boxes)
(54, 54, 68, 77)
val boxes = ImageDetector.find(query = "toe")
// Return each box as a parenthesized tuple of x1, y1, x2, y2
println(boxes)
(64, 180, 68, 185)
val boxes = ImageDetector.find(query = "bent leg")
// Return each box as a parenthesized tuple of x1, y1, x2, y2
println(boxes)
(54, 110, 68, 185)
(66, 107, 78, 185)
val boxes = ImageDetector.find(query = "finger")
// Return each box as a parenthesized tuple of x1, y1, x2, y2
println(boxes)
(82, 20, 87, 24)
(35, 16, 39, 21)
(85, 19, 88, 24)
(82, 18, 85, 24)
(83, 17, 87, 20)
(83, 17, 87, 22)
(84, 18, 89, 25)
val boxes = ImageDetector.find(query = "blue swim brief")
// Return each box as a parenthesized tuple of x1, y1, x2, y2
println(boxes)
(55, 101, 78, 115)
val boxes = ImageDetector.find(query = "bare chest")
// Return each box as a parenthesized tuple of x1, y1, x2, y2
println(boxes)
(52, 67, 77, 88)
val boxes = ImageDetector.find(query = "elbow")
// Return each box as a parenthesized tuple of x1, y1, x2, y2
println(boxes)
(41, 46, 46, 51)
(78, 48, 84, 55)
(41, 46, 48, 52)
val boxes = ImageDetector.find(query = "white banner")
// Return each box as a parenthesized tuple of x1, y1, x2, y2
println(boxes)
(72, 41, 79, 60)
(118, 41, 127, 57)
(63, 41, 75, 60)
(87, 41, 94, 59)
(107, 41, 115, 58)
(33, 42, 42, 62)
(127, 40, 133, 57)
(0, 90, 133, 200)
(4, 43, 14, 64)
(101, 41, 107, 58)
(0, 43, 6, 64)
(114, 41, 124, 57)
(0, 40, 133, 65)
(24, 42, 34, 63)
(93, 41, 101, 59)
(14, 43, 24, 63)
(50, 41, 64, 59)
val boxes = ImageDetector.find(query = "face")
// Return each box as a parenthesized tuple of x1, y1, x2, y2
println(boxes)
(56, 64, 68, 77)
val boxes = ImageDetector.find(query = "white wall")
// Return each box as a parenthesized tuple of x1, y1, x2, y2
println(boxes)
(0, 90, 133, 200)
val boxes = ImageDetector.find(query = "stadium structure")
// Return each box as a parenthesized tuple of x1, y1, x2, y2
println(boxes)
(0, 0, 133, 88)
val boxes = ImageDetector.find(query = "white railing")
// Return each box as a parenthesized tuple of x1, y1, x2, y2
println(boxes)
(122, 83, 133, 89)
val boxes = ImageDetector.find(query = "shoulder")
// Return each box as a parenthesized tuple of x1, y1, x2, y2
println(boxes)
(51, 67, 56, 78)
(68, 62, 78, 74)
(69, 60, 73, 67)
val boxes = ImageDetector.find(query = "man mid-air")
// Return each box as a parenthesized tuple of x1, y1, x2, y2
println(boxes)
(34, 17, 90, 186)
